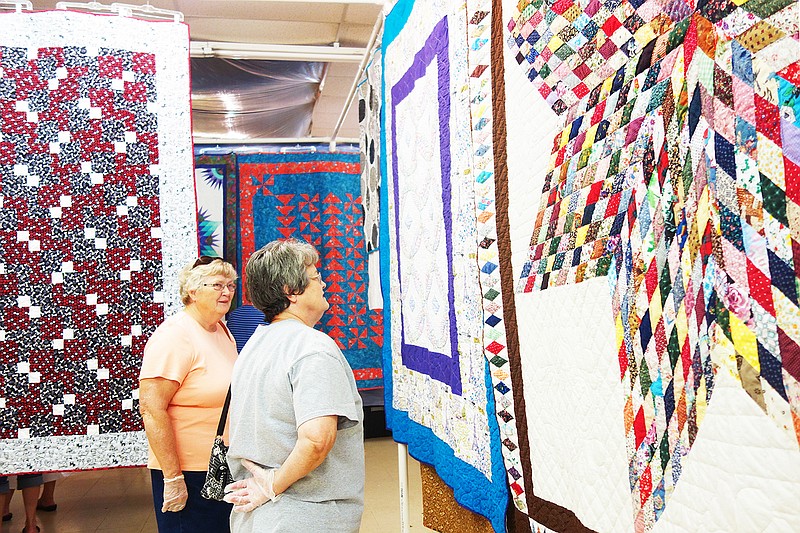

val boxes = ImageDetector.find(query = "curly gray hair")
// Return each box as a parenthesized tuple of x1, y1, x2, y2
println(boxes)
(245, 239, 319, 321)
(178, 257, 238, 306)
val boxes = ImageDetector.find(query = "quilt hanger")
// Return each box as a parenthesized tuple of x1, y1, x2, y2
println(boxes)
(0, 1, 32, 13)
(53, 1, 184, 22)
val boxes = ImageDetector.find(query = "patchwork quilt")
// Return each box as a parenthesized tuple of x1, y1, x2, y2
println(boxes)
(236, 152, 383, 390)
(0, 11, 196, 473)
(495, 0, 800, 531)
(381, 0, 509, 530)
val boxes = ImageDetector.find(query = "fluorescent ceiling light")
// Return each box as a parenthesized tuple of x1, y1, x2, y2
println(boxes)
(191, 41, 365, 63)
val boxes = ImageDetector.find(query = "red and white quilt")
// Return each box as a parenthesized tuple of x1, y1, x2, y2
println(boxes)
(0, 11, 196, 473)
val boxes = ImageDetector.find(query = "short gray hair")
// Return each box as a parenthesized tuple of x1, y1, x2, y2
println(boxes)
(178, 257, 238, 306)
(245, 239, 319, 321)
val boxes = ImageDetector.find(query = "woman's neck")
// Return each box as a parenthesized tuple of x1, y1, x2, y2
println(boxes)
(184, 305, 222, 332)
(272, 309, 308, 326)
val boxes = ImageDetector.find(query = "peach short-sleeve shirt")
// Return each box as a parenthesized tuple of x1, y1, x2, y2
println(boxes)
(140, 311, 237, 471)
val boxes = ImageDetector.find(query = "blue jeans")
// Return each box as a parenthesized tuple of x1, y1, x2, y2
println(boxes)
(150, 470, 232, 533)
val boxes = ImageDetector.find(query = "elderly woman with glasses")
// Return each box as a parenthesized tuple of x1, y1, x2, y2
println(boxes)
(223, 239, 364, 533)
(139, 256, 238, 533)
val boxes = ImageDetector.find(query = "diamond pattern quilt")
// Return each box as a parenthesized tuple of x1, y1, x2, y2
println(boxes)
(0, 11, 195, 473)
(495, 0, 800, 531)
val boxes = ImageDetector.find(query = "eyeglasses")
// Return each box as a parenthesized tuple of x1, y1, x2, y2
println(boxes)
(203, 282, 237, 292)
(308, 272, 323, 283)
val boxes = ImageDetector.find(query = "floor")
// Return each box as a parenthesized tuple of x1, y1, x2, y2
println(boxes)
(1, 437, 435, 533)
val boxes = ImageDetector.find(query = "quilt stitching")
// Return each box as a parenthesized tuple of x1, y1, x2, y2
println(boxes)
(510, 1, 800, 530)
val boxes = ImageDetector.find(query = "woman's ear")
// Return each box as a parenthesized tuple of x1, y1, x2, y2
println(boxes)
(284, 286, 298, 304)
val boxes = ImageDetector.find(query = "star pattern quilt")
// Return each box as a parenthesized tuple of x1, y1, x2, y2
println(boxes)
(378, 0, 800, 530)
(494, 0, 800, 531)
(0, 11, 195, 473)
(194, 164, 225, 258)
(194, 153, 238, 265)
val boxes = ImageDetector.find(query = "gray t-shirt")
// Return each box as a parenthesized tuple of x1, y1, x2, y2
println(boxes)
(227, 319, 364, 532)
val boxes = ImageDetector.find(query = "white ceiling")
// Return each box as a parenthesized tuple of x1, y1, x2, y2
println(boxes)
(28, 0, 385, 143)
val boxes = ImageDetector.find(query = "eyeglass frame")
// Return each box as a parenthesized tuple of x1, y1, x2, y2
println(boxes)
(202, 282, 237, 292)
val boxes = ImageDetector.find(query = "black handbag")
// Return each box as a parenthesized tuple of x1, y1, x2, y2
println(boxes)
(200, 387, 235, 500)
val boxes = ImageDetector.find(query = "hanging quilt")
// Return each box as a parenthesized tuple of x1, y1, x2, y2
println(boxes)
(236, 152, 383, 390)
(381, 1, 509, 530)
(358, 45, 384, 310)
(358, 50, 382, 257)
(496, 0, 800, 531)
(194, 164, 225, 257)
(0, 11, 196, 473)
(195, 153, 238, 265)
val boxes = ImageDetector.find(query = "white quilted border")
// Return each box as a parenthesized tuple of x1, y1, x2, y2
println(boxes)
(517, 277, 634, 532)
(653, 369, 800, 532)
(0, 431, 148, 472)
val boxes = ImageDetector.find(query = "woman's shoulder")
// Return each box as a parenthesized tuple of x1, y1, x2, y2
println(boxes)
(147, 312, 194, 343)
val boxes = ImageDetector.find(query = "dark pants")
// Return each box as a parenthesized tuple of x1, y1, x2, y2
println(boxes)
(150, 470, 232, 533)
(0, 474, 44, 493)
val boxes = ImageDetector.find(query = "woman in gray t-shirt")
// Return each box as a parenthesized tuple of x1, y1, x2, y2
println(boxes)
(224, 239, 365, 533)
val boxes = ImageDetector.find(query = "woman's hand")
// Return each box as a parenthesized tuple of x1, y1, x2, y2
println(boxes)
(140, 377, 185, 510)
(223, 459, 279, 513)
(162, 475, 189, 513)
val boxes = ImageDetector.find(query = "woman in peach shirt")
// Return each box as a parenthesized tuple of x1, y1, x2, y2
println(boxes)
(139, 256, 238, 533)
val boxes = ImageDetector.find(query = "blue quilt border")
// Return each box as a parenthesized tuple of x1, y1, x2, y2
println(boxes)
(379, 1, 508, 531)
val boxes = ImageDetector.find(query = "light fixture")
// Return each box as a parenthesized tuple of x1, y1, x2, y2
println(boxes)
(190, 41, 366, 63)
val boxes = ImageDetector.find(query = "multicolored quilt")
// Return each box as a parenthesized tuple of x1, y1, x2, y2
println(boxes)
(0, 11, 196, 473)
(194, 164, 225, 257)
(380, 1, 509, 530)
(494, 0, 800, 531)
(195, 153, 238, 265)
(236, 152, 383, 390)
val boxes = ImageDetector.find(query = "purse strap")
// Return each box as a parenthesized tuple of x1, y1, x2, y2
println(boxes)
(216, 386, 231, 437)
(215, 320, 235, 437)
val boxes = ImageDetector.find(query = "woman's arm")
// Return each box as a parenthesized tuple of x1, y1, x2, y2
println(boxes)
(139, 377, 182, 478)
(271, 414, 338, 495)
(224, 414, 339, 511)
